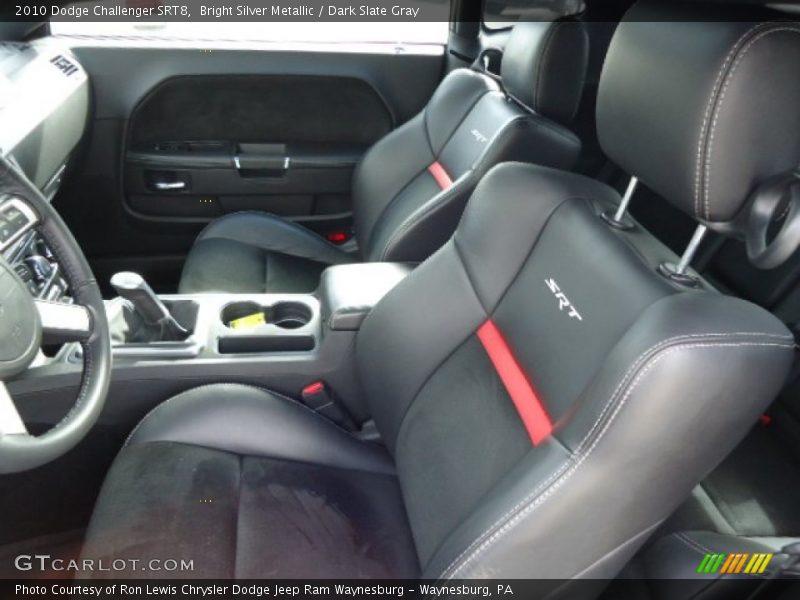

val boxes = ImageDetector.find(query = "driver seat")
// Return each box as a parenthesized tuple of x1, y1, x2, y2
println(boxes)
(81, 1, 800, 585)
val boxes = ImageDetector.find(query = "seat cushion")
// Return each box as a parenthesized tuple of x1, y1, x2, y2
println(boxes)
(80, 385, 419, 579)
(180, 237, 330, 294)
(178, 212, 353, 294)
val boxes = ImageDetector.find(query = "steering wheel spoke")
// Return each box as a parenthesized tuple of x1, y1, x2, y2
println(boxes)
(0, 382, 27, 436)
(0, 157, 110, 473)
(35, 299, 92, 344)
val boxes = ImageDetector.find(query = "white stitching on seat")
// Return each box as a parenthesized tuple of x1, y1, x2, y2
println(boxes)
(445, 340, 793, 579)
(377, 114, 528, 261)
(442, 339, 794, 579)
(693, 23, 766, 219)
(378, 118, 579, 262)
(437, 332, 793, 578)
(703, 26, 800, 220)
(124, 382, 356, 448)
(378, 173, 471, 261)
(675, 531, 713, 555)
(534, 21, 565, 114)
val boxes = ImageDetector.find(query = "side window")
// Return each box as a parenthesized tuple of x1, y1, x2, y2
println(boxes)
(49, 3, 450, 46)
(483, 0, 586, 30)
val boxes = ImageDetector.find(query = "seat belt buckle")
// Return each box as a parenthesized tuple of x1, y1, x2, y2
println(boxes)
(301, 381, 356, 431)
(325, 230, 351, 244)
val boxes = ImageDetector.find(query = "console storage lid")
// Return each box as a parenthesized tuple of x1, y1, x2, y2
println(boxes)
(320, 263, 414, 331)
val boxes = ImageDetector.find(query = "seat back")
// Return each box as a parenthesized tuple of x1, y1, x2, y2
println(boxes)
(351, 18, 589, 263)
(356, 0, 800, 585)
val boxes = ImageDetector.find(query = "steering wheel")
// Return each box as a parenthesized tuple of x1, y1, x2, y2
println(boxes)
(0, 157, 111, 474)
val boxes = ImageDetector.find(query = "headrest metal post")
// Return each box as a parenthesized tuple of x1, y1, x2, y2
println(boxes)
(614, 176, 639, 223)
(675, 224, 708, 276)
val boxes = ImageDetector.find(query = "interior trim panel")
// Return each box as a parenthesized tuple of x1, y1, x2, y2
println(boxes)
(0, 39, 88, 195)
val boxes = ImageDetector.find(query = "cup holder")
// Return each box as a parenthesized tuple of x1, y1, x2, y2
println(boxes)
(221, 302, 262, 327)
(270, 302, 313, 330)
(221, 301, 312, 330)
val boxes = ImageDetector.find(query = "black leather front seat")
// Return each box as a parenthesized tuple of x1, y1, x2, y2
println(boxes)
(178, 18, 589, 294)
(82, 1, 800, 588)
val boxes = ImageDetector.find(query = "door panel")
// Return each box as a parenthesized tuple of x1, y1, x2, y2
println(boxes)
(53, 43, 444, 292)
(124, 74, 393, 222)
(130, 75, 394, 146)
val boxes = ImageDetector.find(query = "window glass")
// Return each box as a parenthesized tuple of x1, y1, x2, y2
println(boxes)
(49, 2, 449, 46)
(483, 0, 585, 30)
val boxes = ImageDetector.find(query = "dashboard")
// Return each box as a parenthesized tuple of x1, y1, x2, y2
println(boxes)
(0, 196, 69, 302)
(1, 37, 89, 304)
(0, 39, 88, 196)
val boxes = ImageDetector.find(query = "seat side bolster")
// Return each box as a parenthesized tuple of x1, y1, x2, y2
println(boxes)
(424, 69, 501, 153)
(375, 118, 582, 263)
(352, 71, 495, 257)
(126, 383, 395, 475)
(425, 299, 793, 579)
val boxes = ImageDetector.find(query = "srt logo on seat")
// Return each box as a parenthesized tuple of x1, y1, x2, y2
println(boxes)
(545, 278, 583, 321)
(470, 129, 489, 143)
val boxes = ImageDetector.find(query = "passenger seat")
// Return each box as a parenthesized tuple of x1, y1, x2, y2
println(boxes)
(178, 18, 589, 294)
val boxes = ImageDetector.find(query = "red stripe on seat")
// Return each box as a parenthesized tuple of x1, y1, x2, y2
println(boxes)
(477, 319, 553, 445)
(428, 161, 454, 190)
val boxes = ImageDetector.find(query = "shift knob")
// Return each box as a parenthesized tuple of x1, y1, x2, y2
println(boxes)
(110, 272, 172, 325)
(110, 272, 189, 341)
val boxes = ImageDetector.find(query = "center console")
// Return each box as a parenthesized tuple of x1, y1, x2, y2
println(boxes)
(28, 261, 415, 428)
(104, 292, 320, 359)
(7, 257, 413, 454)
(101, 261, 412, 361)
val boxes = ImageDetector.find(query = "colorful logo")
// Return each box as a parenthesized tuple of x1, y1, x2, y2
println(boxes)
(697, 552, 773, 575)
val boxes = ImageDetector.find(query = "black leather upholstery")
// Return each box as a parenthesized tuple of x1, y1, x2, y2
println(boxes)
(319, 263, 415, 331)
(597, 1, 800, 225)
(352, 69, 582, 263)
(80, 384, 418, 578)
(87, 163, 794, 581)
(180, 212, 354, 294)
(178, 19, 588, 294)
(356, 164, 793, 581)
(86, 0, 797, 584)
(501, 19, 589, 126)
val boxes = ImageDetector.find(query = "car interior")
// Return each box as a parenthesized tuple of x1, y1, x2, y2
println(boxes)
(1, 0, 800, 597)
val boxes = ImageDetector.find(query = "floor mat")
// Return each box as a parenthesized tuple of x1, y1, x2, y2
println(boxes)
(0, 529, 83, 579)
(663, 425, 800, 537)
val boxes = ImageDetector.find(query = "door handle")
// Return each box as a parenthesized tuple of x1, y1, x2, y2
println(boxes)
(153, 181, 187, 191)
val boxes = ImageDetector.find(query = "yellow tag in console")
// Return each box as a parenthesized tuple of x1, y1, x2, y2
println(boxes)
(229, 312, 266, 330)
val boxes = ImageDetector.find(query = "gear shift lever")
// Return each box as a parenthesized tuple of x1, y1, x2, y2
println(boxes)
(110, 272, 188, 341)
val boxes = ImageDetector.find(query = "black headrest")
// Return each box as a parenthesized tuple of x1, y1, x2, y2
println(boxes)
(501, 18, 590, 125)
(597, 0, 800, 225)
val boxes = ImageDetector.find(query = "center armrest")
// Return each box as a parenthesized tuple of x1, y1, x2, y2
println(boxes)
(319, 263, 415, 331)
